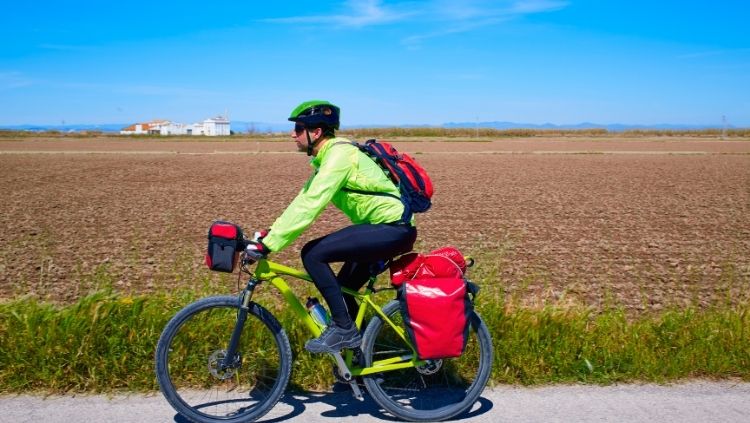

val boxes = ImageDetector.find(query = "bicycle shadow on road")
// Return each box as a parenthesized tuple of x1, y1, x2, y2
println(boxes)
(172, 385, 493, 422)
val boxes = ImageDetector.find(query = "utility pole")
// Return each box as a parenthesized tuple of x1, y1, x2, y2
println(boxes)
(721, 115, 727, 140)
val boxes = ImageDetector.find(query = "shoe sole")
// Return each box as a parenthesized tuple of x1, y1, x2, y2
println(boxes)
(305, 336, 362, 354)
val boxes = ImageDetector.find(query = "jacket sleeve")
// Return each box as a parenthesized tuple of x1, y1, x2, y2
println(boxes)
(262, 146, 356, 252)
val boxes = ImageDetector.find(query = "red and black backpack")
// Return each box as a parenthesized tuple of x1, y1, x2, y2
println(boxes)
(341, 139, 433, 223)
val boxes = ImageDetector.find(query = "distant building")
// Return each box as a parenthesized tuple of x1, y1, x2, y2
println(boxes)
(120, 119, 170, 135)
(120, 116, 230, 136)
(159, 122, 188, 135)
(202, 116, 230, 136)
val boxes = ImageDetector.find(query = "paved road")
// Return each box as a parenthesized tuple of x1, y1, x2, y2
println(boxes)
(1, 381, 749, 423)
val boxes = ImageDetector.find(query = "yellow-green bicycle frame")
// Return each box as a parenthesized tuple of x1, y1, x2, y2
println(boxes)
(249, 258, 425, 376)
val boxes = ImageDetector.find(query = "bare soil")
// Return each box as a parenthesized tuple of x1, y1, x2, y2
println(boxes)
(1, 137, 749, 312)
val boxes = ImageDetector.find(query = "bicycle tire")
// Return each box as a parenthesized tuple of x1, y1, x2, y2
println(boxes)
(155, 296, 292, 423)
(361, 300, 493, 422)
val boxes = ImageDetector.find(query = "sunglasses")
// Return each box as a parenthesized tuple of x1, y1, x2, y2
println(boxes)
(294, 124, 306, 134)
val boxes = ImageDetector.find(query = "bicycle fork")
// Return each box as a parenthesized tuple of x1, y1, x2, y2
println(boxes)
(219, 278, 260, 372)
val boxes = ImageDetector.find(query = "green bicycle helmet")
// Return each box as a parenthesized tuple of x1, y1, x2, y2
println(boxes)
(288, 100, 340, 130)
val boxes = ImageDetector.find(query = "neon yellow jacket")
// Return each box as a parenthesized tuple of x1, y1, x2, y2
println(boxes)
(262, 137, 408, 252)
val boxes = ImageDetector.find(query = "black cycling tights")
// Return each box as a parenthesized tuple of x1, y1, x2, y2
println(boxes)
(301, 223, 417, 329)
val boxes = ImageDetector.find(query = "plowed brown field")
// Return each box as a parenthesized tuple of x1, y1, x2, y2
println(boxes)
(2, 136, 749, 312)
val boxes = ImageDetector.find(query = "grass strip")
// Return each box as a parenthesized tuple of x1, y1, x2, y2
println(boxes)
(480, 304, 750, 384)
(1, 290, 748, 393)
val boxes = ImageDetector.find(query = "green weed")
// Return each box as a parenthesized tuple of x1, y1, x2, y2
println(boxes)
(1, 287, 748, 394)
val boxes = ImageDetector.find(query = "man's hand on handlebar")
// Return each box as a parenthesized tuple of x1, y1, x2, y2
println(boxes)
(251, 230, 269, 243)
(245, 241, 270, 261)
(244, 229, 270, 262)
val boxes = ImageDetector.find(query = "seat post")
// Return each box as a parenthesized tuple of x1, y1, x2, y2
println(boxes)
(366, 260, 389, 289)
(365, 275, 378, 290)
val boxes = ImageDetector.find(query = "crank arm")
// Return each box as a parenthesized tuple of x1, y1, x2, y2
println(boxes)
(331, 352, 364, 401)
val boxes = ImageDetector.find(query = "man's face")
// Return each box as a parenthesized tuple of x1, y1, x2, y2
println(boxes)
(292, 123, 308, 152)
(292, 123, 322, 153)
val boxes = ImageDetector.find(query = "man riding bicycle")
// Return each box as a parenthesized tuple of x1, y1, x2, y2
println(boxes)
(245, 100, 417, 354)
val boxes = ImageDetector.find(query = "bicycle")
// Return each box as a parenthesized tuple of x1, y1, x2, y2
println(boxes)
(155, 246, 493, 422)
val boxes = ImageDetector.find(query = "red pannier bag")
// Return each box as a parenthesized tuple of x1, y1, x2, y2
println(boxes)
(390, 246, 478, 360)
(205, 221, 245, 273)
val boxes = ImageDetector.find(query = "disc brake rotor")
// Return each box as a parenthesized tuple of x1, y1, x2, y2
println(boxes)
(416, 359, 443, 375)
(208, 350, 239, 380)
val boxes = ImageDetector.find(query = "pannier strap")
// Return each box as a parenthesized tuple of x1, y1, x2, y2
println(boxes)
(465, 280, 480, 301)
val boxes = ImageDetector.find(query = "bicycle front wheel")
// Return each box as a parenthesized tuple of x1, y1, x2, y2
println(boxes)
(155, 296, 292, 423)
(362, 300, 493, 422)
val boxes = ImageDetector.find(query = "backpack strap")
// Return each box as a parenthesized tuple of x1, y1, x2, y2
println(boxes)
(340, 187, 401, 201)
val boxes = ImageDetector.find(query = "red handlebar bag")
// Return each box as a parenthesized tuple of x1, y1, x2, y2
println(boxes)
(205, 221, 244, 273)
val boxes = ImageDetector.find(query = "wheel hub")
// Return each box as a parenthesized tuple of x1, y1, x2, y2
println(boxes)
(208, 350, 240, 380)
(416, 359, 443, 375)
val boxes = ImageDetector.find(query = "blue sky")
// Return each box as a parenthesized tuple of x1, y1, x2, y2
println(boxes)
(1, 1, 749, 127)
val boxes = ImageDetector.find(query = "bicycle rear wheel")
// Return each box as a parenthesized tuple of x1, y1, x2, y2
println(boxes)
(155, 296, 292, 423)
(361, 300, 493, 422)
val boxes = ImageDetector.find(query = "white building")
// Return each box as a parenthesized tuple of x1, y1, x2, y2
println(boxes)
(120, 116, 230, 136)
(158, 122, 188, 135)
(120, 119, 170, 135)
(202, 116, 230, 136)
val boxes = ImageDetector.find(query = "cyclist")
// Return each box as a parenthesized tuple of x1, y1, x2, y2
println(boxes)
(245, 100, 417, 354)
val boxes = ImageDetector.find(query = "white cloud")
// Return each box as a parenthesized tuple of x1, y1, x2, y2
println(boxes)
(262, 0, 415, 28)
(263, 1, 569, 48)
(430, 0, 567, 20)
(403, 0, 569, 47)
